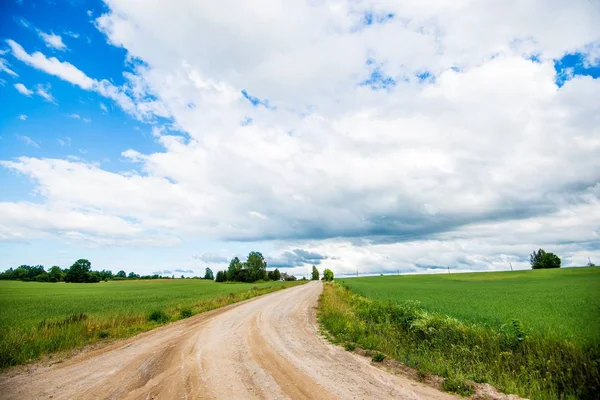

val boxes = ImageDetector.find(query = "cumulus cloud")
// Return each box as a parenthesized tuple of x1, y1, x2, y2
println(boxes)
(18, 114, 27, 120)
(193, 253, 228, 263)
(7, 40, 168, 120)
(38, 32, 67, 51)
(14, 82, 32, 96)
(267, 249, 328, 268)
(174, 268, 193, 273)
(1, 0, 599, 274)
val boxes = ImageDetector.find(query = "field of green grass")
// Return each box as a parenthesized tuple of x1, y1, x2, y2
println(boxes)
(0, 279, 304, 369)
(321, 267, 600, 399)
(338, 267, 600, 345)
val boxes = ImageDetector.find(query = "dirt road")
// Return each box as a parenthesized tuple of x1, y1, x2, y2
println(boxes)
(0, 281, 455, 399)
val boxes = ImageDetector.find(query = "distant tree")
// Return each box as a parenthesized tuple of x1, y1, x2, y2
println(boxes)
(273, 268, 281, 281)
(227, 257, 243, 281)
(204, 267, 214, 280)
(530, 249, 561, 269)
(116, 270, 127, 278)
(48, 266, 64, 282)
(215, 270, 225, 282)
(246, 251, 267, 282)
(311, 265, 320, 280)
(128, 272, 137, 279)
(323, 268, 334, 282)
(98, 269, 113, 281)
(64, 259, 93, 283)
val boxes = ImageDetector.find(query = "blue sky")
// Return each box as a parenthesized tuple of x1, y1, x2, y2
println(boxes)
(1, 0, 599, 277)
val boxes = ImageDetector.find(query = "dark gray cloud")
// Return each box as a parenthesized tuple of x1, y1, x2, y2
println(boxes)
(267, 248, 327, 268)
(193, 253, 228, 263)
(175, 269, 194, 273)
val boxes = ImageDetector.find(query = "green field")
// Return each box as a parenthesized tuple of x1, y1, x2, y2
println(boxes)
(0, 279, 303, 369)
(321, 267, 600, 399)
(338, 267, 600, 345)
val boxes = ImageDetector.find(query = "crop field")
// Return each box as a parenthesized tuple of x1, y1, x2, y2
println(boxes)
(321, 267, 600, 399)
(338, 267, 600, 344)
(0, 279, 304, 369)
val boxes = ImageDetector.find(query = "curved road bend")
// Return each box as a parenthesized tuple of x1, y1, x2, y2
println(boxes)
(0, 281, 455, 399)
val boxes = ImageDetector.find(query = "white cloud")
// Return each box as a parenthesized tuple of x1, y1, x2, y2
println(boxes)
(38, 32, 67, 51)
(14, 82, 33, 96)
(57, 137, 72, 147)
(1, 0, 600, 274)
(100, 103, 108, 112)
(36, 84, 56, 103)
(17, 136, 40, 148)
(68, 113, 81, 119)
(64, 31, 80, 39)
(8, 40, 94, 89)
(7, 40, 162, 120)
(18, 114, 27, 120)
(83, 117, 91, 123)
(0, 58, 18, 77)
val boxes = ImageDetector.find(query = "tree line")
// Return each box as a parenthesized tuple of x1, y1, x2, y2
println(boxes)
(215, 251, 299, 283)
(0, 260, 208, 283)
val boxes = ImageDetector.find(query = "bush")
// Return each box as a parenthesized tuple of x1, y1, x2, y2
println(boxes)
(441, 377, 474, 396)
(179, 308, 193, 319)
(323, 269, 334, 281)
(147, 310, 170, 323)
(344, 342, 356, 351)
(97, 330, 109, 339)
(372, 352, 386, 362)
(530, 249, 561, 269)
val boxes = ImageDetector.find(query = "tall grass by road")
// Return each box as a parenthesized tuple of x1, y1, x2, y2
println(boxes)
(0, 279, 304, 370)
(319, 268, 600, 399)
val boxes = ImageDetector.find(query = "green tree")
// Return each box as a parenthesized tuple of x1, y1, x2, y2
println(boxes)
(245, 251, 267, 282)
(64, 259, 92, 283)
(48, 266, 64, 282)
(530, 249, 561, 269)
(323, 268, 334, 281)
(204, 267, 214, 280)
(215, 270, 225, 282)
(311, 265, 320, 280)
(227, 257, 243, 281)
(116, 270, 127, 278)
(273, 268, 281, 281)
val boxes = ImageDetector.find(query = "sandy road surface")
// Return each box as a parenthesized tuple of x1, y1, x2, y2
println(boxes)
(0, 281, 455, 400)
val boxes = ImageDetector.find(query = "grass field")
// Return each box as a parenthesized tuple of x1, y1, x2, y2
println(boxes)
(320, 267, 600, 399)
(338, 268, 600, 345)
(0, 279, 304, 369)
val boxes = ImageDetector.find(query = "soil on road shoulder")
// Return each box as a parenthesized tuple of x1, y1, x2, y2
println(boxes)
(0, 281, 455, 399)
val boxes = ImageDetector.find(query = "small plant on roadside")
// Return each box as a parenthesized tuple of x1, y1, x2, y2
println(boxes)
(441, 377, 474, 396)
(97, 330, 109, 339)
(372, 352, 386, 362)
(179, 308, 193, 319)
(147, 310, 170, 323)
(344, 342, 356, 351)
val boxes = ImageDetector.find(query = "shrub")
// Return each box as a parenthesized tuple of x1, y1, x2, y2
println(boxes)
(372, 352, 386, 362)
(323, 268, 334, 282)
(97, 330, 109, 339)
(147, 310, 170, 323)
(344, 342, 356, 351)
(441, 377, 474, 396)
(179, 308, 193, 319)
(530, 248, 561, 269)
